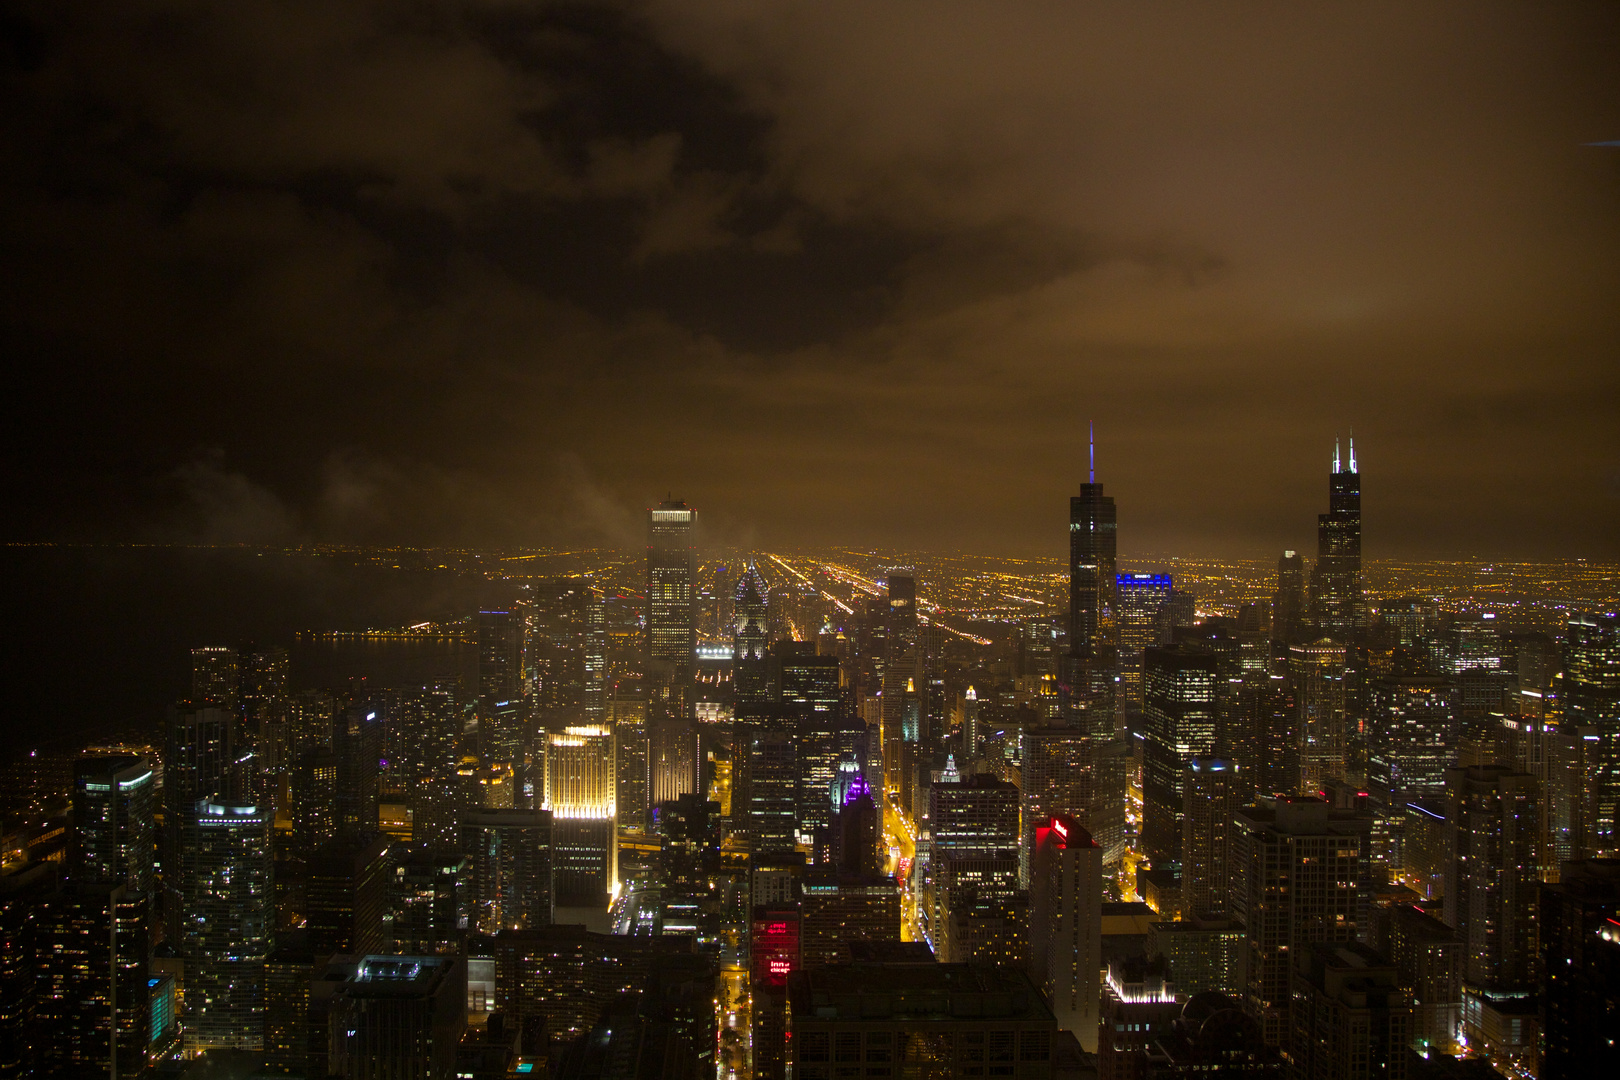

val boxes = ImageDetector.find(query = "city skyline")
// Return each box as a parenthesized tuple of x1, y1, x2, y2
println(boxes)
(1, 4, 1618, 1077)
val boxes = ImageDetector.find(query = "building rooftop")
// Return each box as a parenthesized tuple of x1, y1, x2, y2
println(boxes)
(788, 962, 1054, 1023)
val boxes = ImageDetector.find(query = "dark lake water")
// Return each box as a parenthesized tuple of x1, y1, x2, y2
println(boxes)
(0, 546, 516, 757)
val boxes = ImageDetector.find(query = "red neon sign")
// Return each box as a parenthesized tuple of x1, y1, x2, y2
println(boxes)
(1052, 819, 1068, 838)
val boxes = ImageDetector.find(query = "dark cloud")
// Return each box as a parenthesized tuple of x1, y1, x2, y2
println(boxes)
(1, 0, 1617, 558)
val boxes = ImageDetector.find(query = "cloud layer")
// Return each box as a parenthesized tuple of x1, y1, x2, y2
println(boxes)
(2, 0, 1617, 557)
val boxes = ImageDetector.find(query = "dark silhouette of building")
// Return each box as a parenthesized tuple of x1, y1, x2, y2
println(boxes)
(1288, 942, 1411, 1080)
(1272, 551, 1307, 648)
(326, 955, 466, 1079)
(306, 833, 391, 958)
(1538, 859, 1620, 1080)
(786, 962, 1056, 1077)
(1145, 992, 1285, 1079)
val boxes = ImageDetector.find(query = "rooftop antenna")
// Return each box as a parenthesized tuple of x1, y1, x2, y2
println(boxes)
(1333, 435, 1341, 474)
(1348, 429, 1357, 472)
(1089, 421, 1095, 485)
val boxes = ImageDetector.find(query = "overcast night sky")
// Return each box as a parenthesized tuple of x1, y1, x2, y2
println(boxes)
(2, 1, 1617, 559)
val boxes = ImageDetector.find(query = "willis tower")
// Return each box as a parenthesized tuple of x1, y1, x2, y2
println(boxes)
(1068, 425, 1118, 728)
(1309, 435, 1365, 640)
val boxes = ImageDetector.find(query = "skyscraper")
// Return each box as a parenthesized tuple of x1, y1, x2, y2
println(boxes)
(647, 500, 697, 701)
(1030, 815, 1103, 1050)
(1232, 797, 1372, 1048)
(182, 799, 275, 1053)
(1117, 572, 1173, 718)
(191, 645, 241, 711)
(1141, 645, 1220, 861)
(477, 610, 525, 703)
(1069, 428, 1119, 715)
(1563, 613, 1620, 856)
(1181, 756, 1242, 919)
(71, 753, 156, 898)
(327, 956, 466, 1079)
(1271, 551, 1306, 647)
(879, 567, 920, 753)
(461, 809, 553, 933)
(1444, 764, 1539, 1050)
(1289, 640, 1348, 793)
(527, 579, 607, 723)
(1539, 859, 1620, 1080)
(1288, 943, 1411, 1080)
(545, 725, 616, 908)
(34, 882, 151, 1076)
(1308, 436, 1364, 640)
(733, 562, 771, 704)
(610, 683, 650, 832)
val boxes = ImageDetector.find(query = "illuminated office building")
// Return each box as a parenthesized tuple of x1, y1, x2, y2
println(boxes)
(1232, 798, 1372, 1048)
(527, 579, 607, 723)
(799, 870, 902, 967)
(333, 702, 384, 839)
(191, 645, 241, 711)
(733, 563, 771, 704)
(739, 722, 799, 856)
(1385, 904, 1462, 1058)
(1366, 677, 1454, 798)
(647, 501, 697, 697)
(327, 956, 466, 1079)
(460, 810, 553, 933)
(1444, 765, 1539, 1054)
(545, 726, 617, 908)
(879, 568, 920, 750)
(182, 799, 275, 1053)
(780, 645, 849, 842)
(384, 852, 472, 956)
(165, 702, 241, 944)
(1070, 430, 1119, 712)
(71, 753, 156, 898)
(1289, 640, 1348, 793)
(1563, 612, 1620, 855)
(650, 716, 699, 806)
(1029, 815, 1102, 1050)
(1141, 646, 1219, 862)
(611, 686, 650, 831)
(1308, 436, 1365, 640)
(1272, 551, 1307, 647)
(1117, 573, 1173, 718)
(477, 610, 525, 703)
(34, 882, 151, 1077)
(1181, 756, 1242, 919)
(1098, 956, 1180, 1080)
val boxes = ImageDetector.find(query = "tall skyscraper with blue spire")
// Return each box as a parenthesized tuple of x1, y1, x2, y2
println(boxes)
(1068, 423, 1118, 721)
(1309, 433, 1365, 641)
